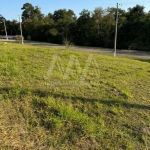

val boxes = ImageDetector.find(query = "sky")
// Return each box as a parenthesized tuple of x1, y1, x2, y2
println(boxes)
(0, 0, 150, 21)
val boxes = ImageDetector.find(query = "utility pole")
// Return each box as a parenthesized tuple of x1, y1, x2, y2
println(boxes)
(114, 3, 119, 57)
(3, 20, 8, 40)
(19, 15, 24, 44)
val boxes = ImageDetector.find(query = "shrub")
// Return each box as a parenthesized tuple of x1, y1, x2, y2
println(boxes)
(13, 35, 24, 43)
(63, 38, 74, 49)
(27, 35, 31, 40)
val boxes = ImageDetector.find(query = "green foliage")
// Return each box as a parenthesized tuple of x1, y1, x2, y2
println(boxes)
(1, 4, 150, 49)
(118, 5, 149, 50)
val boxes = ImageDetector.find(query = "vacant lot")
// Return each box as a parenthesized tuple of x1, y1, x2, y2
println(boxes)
(0, 42, 150, 149)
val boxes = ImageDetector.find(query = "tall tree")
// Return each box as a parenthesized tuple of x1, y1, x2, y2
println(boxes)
(21, 3, 34, 21)
(75, 9, 93, 46)
(17, 3, 150, 51)
(91, 7, 105, 46)
(21, 3, 44, 40)
(0, 15, 5, 35)
(53, 9, 76, 43)
(118, 5, 146, 49)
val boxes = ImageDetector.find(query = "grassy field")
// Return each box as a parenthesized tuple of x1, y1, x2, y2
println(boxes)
(0, 42, 150, 150)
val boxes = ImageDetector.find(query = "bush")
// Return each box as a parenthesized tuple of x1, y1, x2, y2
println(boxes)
(27, 35, 31, 40)
(63, 38, 74, 49)
(128, 43, 139, 50)
(13, 35, 24, 43)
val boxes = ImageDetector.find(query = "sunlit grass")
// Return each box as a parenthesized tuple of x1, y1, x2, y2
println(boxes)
(0, 42, 150, 149)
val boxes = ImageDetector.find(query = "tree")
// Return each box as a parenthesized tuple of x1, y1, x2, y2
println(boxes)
(91, 7, 105, 46)
(21, 3, 44, 21)
(21, 3, 34, 21)
(0, 15, 5, 35)
(118, 5, 146, 49)
(75, 9, 93, 46)
(17, 3, 150, 51)
(21, 3, 44, 40)
(5, 20, 20, 35)
(53, 9, 76, 43)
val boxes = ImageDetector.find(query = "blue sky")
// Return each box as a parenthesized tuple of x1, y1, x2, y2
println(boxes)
(0, 0, 150, 21)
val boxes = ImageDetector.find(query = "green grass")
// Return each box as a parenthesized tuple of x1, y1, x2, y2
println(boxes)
(0, 42, 150, 149)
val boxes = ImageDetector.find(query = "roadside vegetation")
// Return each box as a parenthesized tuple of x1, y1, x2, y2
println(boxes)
(0, 42, 150, 149)
(1, 4, 150, 51)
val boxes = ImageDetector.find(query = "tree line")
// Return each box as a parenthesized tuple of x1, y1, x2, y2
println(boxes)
(0, 3, 150, 51)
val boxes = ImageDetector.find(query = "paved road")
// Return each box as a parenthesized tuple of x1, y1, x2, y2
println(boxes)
(1, 39, 150, 59)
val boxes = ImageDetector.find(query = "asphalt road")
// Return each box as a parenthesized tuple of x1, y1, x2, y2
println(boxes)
(1, 39, 150, 59)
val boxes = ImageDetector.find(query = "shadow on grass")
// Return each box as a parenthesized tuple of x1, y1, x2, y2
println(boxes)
(134, 58, 150, 63)
(0, 87, 150, 110)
